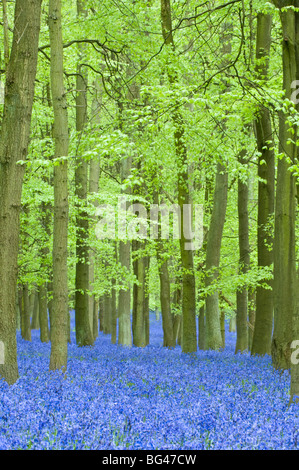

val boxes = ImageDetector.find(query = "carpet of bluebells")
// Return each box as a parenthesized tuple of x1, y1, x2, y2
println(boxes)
(0, 312, 298, 450)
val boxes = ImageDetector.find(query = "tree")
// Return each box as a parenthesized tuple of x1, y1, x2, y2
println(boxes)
(235, 146, 250, 353)
(251, 12, 275, 357)
(154, 190, 175, 348)
(272, 0, 297, 371)
(205, 23, 230, 351)
(74, 0, 94, 347)
(160, 0, 197, 353)
(0, 0, 42, 384)
(48, 0, 69, 372)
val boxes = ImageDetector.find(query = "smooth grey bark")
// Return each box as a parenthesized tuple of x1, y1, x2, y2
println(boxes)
(205, 162, 228, 350)
(132, 240, 147, 348)
(2, 0, 9, 71)
(0, 0, 42, 384)
(103, 292, 112, 335)
(89, 80, 101, 341)
(248, 289, 256, 351)
(118, 238, 132, 346)
(161, 0, 197, 353)
(272, 1, 297, 372)
(111, 245, 118, 345)
(118, 155, 132, 348)
(205, 24, 230, 351)
(21, 285, 32, 342)
(49, 0, 69, 372)
(289, 2, 299, 404)
(158, 256, 175, 348)
(99, 297, 104, 332)
(38, 284, 49, 343)
(235, 148, 250, 353)
(154, 191, 175, 348)
(229, 315, 236, 333)
(251, 13, 275, 357)
(74, 0, 94, 347)
(197, 170, 213, 350)
(30, 290, 40, 330)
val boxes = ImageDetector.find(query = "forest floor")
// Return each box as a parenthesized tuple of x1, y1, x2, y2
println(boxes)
(0, 313, 298, 450)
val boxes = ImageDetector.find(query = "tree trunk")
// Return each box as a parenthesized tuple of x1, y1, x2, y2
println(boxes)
(118, 153, 132, 347)
(103, 293, 112, 335)
(21, 285, 32, 342)
(272, 2, 297, 371)
(31, 290, 40, 330)
(132, 241, 147, 348)
(229, 315, 236, 333)
(157, 254, 175, 348)
(205, 24, 230, 351)
(38, 284, 49, 343)
(154, 190, 175, 348)
(197, 170, 213, 350)
(161, 0, 197, 353)
(89, 80, 101, 341)
(235, 149, 250, 353)
(205, 162, 228, 350)
(198, 306, 205, 350)
(0, 0, 42, 384)
(111, 245, 118, 345)
(2, 0, 9, 71)
(220, 309, 225, 349)
(248, 289, 256, 351)
(74, 0, 93, 347)
(290, 4, 299, 404)
(251, 13, 275, 356)
(118, 239, 132, 347)
(49, 0, 69, 372)
(99, 297, 104, 333)
(93, 299, 99, 340)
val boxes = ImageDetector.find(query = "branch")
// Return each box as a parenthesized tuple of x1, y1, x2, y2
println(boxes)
(39, 38, 124, 56)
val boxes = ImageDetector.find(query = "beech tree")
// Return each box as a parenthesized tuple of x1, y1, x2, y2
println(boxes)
(74, 0, 94, 347)
(160, 0, 197, 354)
(251, 12, 275, 357)
(48, 0, 69, 371)
(0, 0, 42, 384)
(272, 0, 297, 371)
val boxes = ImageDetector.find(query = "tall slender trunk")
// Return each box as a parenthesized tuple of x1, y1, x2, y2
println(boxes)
(132, 240, 147, 348)
(38, 197, 51, 343)
(161, 0, 197, 353)
(21, 284, 32, 342)
(154, 192, 175, 348)
(205, 24, 230, 350)
(111, 244, 118, 345)
(290, 3, 299, 404)
(198, 170, 213, 350)
(272, 1, 297, 371)
(205, 162, 228, 349)
(103, 291, 112, 335)
(31, 289, 40, 330)
(251, 13, 275, 356)
(49, 0, 69, 371)
(39, 283, 49, 343)
(158, 256, 174, 348)
(118, 238, 132, 346)
(235, 149, 250, 353)
(74, 0, 93, 347)
(89, 80, 101, 340)
(118, 156, 132, 347)
(2, 0, 9, 71)
(0, 0, 42, 384)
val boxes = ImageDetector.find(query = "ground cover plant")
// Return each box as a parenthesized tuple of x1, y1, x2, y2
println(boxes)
(0, 313, 298, 451)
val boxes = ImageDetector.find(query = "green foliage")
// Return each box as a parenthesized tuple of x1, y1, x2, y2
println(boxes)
(9, 0, 294, 319)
